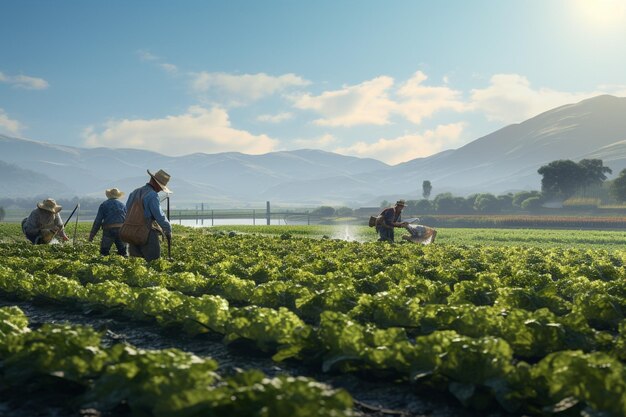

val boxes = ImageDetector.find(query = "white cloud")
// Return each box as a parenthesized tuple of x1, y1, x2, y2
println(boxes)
(257, 112, 293, 123)
(292, 72, 466, 127)
(0, 109, 24, 135)
(191, 72, 310, 104)
(84, 106, 278, 156)
(334, 123, 465, 164)
(0, 71, 49, 90)
(470, 74, 626, 124)
(293, 76, 396, 127)
(396, 71, 467, 124)
(294, 134, 336, 148)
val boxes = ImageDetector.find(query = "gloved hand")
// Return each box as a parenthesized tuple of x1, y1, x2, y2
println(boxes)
(57, 228, 69, 242)
(88, 234, 95, 242)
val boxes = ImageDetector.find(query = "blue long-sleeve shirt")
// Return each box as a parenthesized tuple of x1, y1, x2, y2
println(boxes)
(90, 198, 127, 236)
(125, 184, 172, 236)
(380, 207, 401, 228)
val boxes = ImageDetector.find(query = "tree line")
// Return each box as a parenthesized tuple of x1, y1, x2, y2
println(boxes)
(537, 158, 626, 201)
(403, 158, 626, 214)
(381, 191, 543, 215)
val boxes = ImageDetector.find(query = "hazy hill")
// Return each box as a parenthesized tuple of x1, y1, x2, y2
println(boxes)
(0, 160, 71, 198)
(265, 95, 626, 201)
(2, 95, 626, 205)
(393, 94, 626, 192)
(0, 135, 388, 204)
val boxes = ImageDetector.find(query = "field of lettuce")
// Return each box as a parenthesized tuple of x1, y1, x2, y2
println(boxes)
(1, 223, 626, 416)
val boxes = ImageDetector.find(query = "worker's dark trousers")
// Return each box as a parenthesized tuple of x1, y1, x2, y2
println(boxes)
(129, 229, 161, 261)
(377, 227, 395, 242)
(24, 231, 45, 244)
(101, 227, 128, 256)
(22, 220, 45, 245)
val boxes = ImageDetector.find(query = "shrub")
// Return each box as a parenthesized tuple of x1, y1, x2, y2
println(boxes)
(335, 207, 354, 217)
(521, 196, 543, 211)
(311, 206, 335, 217)
(474, 194, 500, 213)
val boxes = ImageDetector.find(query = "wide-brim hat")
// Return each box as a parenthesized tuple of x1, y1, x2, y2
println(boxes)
(37, 198, 62, 213)
(395, 199, 406, 207)
(147, 169, 172, 194)
(105, 188, 125, 199)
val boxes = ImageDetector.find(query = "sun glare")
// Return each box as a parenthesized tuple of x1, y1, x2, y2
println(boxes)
(574, 0, 626, 27)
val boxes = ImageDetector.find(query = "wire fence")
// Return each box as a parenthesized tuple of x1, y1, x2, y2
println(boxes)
(169, 209, 323, 226)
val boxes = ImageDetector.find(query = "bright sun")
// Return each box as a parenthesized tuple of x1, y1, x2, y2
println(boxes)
(574, 0, 626, 27)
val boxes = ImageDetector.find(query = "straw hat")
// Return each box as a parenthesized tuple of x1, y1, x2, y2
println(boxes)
(147, 169, 172, 194)
(105, 188, 125, 199)
(395, 199, 406, 207)
(37, 198, 62, 213)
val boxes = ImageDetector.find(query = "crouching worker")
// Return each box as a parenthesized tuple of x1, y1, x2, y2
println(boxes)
(21, 198, 69, 244)
(124, 169, 172, 261)
(376, 199, 409, 242)
(89, 188, 128, 256)
(402, 223, 437, 244)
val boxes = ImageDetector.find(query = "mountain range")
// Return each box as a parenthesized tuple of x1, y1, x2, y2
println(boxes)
(2, 94, 626, 207)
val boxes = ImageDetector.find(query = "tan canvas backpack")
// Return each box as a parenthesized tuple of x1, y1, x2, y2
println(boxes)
(119, 190, 149, 246)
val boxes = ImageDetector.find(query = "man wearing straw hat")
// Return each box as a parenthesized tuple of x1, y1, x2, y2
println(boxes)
(21, 198, 70, 244)
(124, 169, 172, 261)
(89, 188, 128, 256)
(375, 199, 409, 242)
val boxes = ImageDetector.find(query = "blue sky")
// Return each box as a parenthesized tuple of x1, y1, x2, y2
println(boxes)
(2, 0, 626, 164)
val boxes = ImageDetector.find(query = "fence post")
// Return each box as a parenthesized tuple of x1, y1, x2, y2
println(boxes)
(266, 201, 271, 225)
(212, 210, 214, 226)
(253, 209, 256, 226)
(307, 210, 310, 225)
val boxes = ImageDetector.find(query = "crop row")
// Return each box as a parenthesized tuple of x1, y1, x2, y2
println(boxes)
(1, 263, 626, 415)
(0, 306, 353, 417)
(3, 229, 626, 415)
(2, 234, 625, 334)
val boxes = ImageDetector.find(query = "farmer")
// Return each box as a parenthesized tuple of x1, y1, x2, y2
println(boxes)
(402, 223, 438, 244)
(21, 198, 69, 244)
(376, 199, 409, 242)
(125, 169, 172, 261)
(89, 188, 128, 256)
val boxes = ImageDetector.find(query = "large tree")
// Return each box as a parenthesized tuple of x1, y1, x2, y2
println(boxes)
(473, 193, 500, 213)
(578, 159, 612, 187)
(537, 159, 611, 198)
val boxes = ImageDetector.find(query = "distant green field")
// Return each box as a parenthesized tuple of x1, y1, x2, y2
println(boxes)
(2, 222, 626, 250)
(210, 224, 626, 250)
